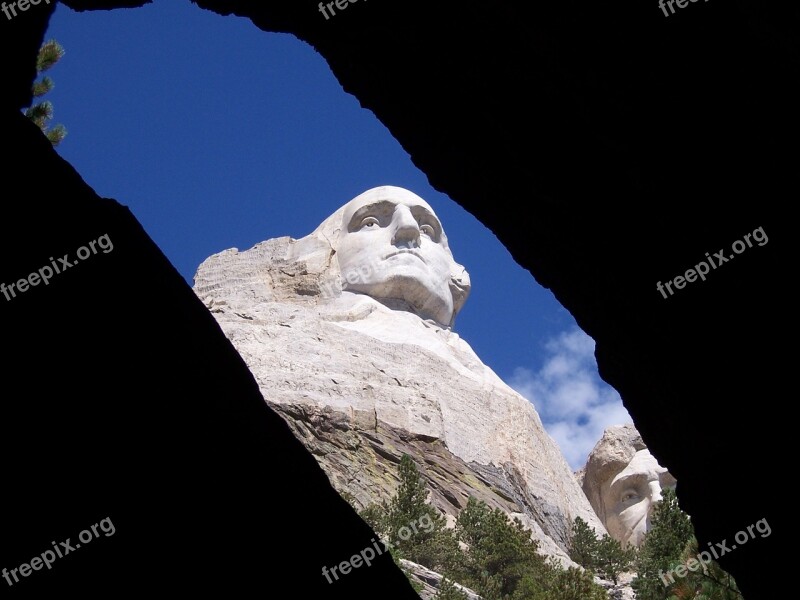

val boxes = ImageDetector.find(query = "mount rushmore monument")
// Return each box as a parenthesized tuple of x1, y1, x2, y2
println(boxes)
(193, 185, 611, 561)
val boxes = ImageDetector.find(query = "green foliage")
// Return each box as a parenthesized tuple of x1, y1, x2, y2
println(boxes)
(358, 501, 390, 536)
(358, 455, 459, 571)
(643, 488, 694, 565)
(631, 487, 741, 600)
(434, 576, 469, 600)
(25, 100, 53, 129)
(36, 40, 65, 72)
(25, 39, 67, 146)
(358, 456, 609, 599)
(631, 488, 693, 600)
(450, 498, 609, 600)
(568, 516, 634, 584)
(568, 516, 599, 570)
(357, 460, 742, 600)
(388, 454, 439, 540)
(32, 76, 54, 98)
(595, 534, 635, 584)
(384, 455, 456, 568)
(665, 536, 743, 600)
(568, 487, 743, 599)
(540, 565, 610, 600)
(453, 497, 548, 599)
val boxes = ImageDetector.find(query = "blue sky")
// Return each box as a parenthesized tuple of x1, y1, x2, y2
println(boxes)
(42, 0, 630, 469)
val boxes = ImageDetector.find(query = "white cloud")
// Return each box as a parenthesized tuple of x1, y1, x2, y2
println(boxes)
(508, 328, 632, 470)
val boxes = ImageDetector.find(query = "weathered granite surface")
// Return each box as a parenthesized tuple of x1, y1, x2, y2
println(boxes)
(193, 187, 605, 558)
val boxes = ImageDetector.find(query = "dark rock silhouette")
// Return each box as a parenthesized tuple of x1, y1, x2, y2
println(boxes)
(1, 1, 792, 598)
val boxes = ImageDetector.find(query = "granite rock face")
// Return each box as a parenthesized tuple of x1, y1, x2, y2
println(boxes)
(399, 559, 481, 600)
(193, 188, 605, 559)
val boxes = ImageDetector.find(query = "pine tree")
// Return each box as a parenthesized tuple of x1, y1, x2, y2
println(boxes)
(452, 498, 608, 600)
(359, 461, 608, 600)
(568, 516, 599, 571)
(433, 576, 470, 600)
(541, 564, 610, 600)
(388, 454, 436, 535)
(358, 501, 390, 537)
(668, 536, 743, 600)
(631, 487, 744, 600)
(569, 515, 634, 584)
(632, 487, 694, 600)
(595, 533, 635, 584)
(384, 455, 449, 566)
(24, 39, 67, 146)
(454, 497, 544, 599)
(359, 454, 458, 571)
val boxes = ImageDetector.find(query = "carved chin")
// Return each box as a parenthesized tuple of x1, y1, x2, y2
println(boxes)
(610, 512, 648, 546)
(346, 275, 453, 324)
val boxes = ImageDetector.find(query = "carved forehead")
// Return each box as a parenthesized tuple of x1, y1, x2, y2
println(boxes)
(609, 450, 667, 488)
(342, 186, 438, 226)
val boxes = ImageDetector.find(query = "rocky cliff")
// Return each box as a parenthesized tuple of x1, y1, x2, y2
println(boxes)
(193, 207, 605, 563)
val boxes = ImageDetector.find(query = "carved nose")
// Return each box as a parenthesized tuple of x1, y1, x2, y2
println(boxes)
(391, 206, 420, 247)
(649, 481, 663, 505)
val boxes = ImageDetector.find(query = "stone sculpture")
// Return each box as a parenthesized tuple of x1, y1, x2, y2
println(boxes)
(578, 424, 676, 547)
(194, 185, 607, 562)
(336, 186, 470, 328)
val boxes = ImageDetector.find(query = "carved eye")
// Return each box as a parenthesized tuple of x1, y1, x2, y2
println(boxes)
(621, 491, 640, 503)
(360, 216, 380, 229)
(420, 224, 435, 238)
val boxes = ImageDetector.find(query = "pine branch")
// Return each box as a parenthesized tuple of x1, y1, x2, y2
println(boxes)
(25, 40, 68, 147)
(25, 101, 53, 130)
(695, 568, 743, 597)
(32, 76, 54, 98)
(36, 40, 65, 73)
(46, 124, 68, 147)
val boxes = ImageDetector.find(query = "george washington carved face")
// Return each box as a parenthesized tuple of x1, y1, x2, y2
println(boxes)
(335, 186, 470, 327)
